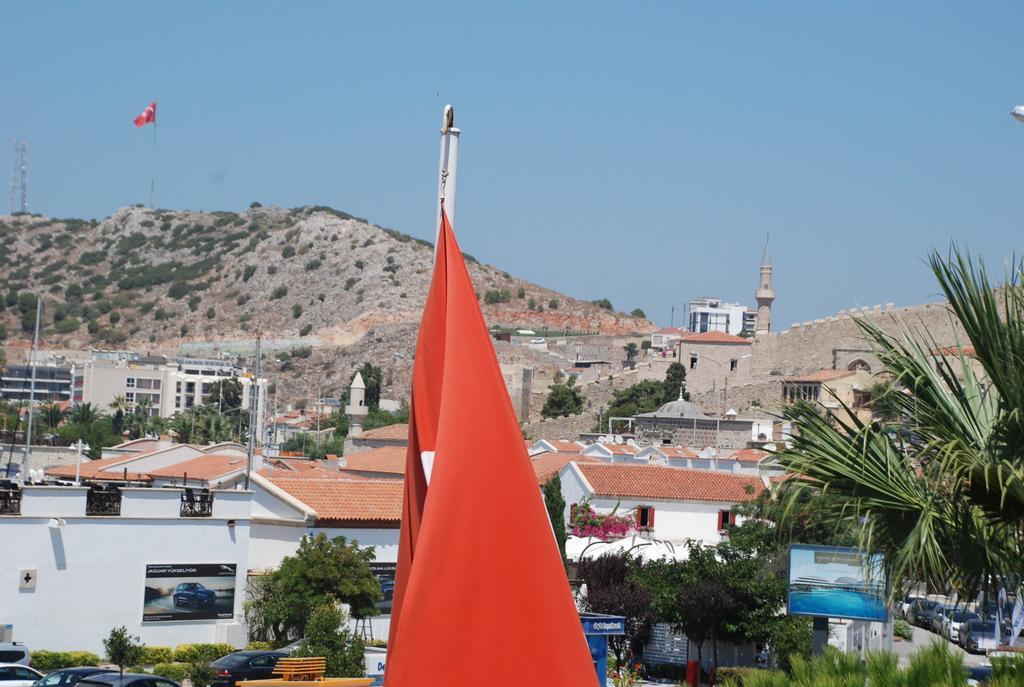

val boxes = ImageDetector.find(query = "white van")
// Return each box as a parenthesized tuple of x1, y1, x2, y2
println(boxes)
(0, 645, 30, 667)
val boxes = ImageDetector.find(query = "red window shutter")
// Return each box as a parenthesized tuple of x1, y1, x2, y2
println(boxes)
(717, 510, 726, 531)
(647, 507, 655, 528)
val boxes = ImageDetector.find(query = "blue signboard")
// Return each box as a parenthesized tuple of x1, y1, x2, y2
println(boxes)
(787, 545, 888, 622)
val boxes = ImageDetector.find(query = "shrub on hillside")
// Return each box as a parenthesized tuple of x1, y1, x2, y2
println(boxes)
(271, 286, 288, 300)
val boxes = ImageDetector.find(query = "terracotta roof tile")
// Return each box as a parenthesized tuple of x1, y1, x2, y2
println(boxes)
(726, 448, 770, 463)
(148, 454, 249, 481)
(681, 331, 752, 345)
(532, 453, 602, 484)
(266, 477, 403, 524)
(339, 445, 407, 474)
(46, 454, 141, 480)
(355, 423, 409, 441)
(575, 463, 763, 502)
(652, 447, 700, 459)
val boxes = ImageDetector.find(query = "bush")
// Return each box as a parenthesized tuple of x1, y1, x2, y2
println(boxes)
(54, 317, 81, 334)
(548, 299, 559, 310)
(271, 286, 288, 300)
(30, 650, 102, 670)
(292, 304, 303, 319)
(244, 641, 272, 651)
(205, 307, 216, 319)
(152, 663, 189, 682)
(305, 259, 321, 271)
(139, 646, 174, 665)
(483, 289, 512, 305)
(299, 324, 313, 336)
(171, 643, 235, 664)
(188, 660, 215, 687)
(715, 666, 759, 685)
(893, 617, 913, 640)
(517, 287, 526, 299)
(188, 295, 202, 312)
(282, 245, 296, 259)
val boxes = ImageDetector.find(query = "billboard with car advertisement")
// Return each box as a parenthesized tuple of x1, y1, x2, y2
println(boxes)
(787, 545, 888, 622)
(142, 563, 236, 622)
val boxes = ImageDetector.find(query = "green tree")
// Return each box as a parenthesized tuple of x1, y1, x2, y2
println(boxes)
(777, 249, 1024, 598)
(247, 534, 381, 640)
(207, 377, 244, 412)
(591, 298, 614, 310)
(103, 626, 143, 679)
(630, 308, 647, 319)
(68, 402, 104, 426)
(541, 378, 584, 418)
(604, 379, 666, 420)
(623, 342, 639, 363)
(542, 475, 568, 562)
(292, 605, 366, 677)
(40, 403, 66, 429)
(17, 292, 40, 334)
(362, 403, 409, 431)
(663, 361, 689, 401)
(578, 554, 652, 668)
(354, 363, 383, 409)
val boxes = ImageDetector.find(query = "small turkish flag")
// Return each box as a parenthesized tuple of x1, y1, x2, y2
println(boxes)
(133, 102, 156, 128)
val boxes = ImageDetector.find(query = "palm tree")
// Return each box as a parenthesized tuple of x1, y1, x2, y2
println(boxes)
(68, 402, 105, 426)
(776, 249, 1024, 599)
(168, 413, 195, 444)
(40, 403, 67, 429)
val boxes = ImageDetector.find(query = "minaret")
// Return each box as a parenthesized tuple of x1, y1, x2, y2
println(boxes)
(755, 236, 774, 336)
(345, 371, 369, 438)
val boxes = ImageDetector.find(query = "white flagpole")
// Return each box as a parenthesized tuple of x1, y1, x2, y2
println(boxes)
(150, 112, 157, 209)
(434, 104, 461, 249)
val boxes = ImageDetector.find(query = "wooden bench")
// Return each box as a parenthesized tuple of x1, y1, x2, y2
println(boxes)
(274, 658, 327, 681)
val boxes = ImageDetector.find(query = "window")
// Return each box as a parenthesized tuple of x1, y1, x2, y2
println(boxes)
(186, 382, 196, 393)
(853, 390, 871, 409)
(690, 357, 698, 370)
(137, 378, 153, 389)
(717, 509, 734, 532)
(730, 359, 738, 371)
(125, 392, 135, 403)
(175, 396, 182, 408)
(176, 381, 182, 392)
(636, 506, 655, 529)
(125, 377, 136, 388)
(250, 656, 278, 668)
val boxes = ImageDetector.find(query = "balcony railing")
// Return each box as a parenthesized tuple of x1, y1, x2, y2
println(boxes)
(180, 489, 214, 517)
(86, 488, 122, 516)
(0, 486, 21, 515)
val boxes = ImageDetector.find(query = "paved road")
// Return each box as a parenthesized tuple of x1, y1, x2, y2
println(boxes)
(891, 623, 989, 667)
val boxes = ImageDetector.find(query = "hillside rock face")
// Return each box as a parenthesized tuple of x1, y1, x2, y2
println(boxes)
(0, 205, 652, 402)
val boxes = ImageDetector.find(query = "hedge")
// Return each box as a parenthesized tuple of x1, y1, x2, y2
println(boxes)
(139, 646, 174, 665)
(716, 666, 773, 686)
(153, 663, 189, 682)
(30, 650, 102, 670)
(244, 642, 272, 651)
(172, 643, 235, 664)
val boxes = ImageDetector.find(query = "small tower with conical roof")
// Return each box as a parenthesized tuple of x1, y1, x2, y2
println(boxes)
(345, 371, 369, 437)
(755, 236, 774, 336)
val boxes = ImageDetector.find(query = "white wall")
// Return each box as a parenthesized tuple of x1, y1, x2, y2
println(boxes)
(248, 523, 400, 571)
(1, 487, 251, 654)
(585, 496, 735, 545)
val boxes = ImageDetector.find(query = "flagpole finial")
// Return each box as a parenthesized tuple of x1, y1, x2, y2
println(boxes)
(441, 105, 454, 134)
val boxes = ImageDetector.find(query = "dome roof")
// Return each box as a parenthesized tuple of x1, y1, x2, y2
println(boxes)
(652, 398, 705, 419)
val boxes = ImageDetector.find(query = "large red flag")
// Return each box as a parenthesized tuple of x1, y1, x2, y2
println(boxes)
(385, 206, 595, 687)
(133, 101, 157, 128)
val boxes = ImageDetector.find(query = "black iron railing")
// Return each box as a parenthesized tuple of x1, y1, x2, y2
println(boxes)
(180, 489, 214, 517)
(0, 486, 21, 515)
(86, 488, 122, 516)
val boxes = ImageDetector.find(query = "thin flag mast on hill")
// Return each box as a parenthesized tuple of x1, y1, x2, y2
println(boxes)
(384, 107, 596, 686)
(133, 101, 157, 208)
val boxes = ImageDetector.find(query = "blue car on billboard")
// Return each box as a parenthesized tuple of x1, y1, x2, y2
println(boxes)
(173, 582, 216, 608)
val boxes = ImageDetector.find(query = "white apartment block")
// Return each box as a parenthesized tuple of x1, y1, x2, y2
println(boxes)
(687, 297, 756, 337)
(73, 351, 267, 437)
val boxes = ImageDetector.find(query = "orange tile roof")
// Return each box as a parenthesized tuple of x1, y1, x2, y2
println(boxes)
(654, 447, 699, 459)
(783, 369, 854, 383)
(532, 453, 602, 484)
(605, 444, 639, 455)
(355, 423, 409, 441)
(727, 448, 770, 464)
(575, 463, 764, 502)
(536, 440, 583, 454)
(681, 331, 752, 345)
(935, 345, 977, 357)
(339, 445, 407, 474)
(148, 454, 249, 481)
(266, 477, 403, 524)
(46, 454, 141, 480)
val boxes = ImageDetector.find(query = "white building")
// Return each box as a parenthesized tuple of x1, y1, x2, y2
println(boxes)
(687, 297, 756, 337)
(73, 351, 268, 439)
(559, 461, 768, 556)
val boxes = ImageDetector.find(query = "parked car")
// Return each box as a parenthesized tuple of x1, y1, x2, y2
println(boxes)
(907, 598, 940, 628)
(0, 646, 30, 667)
(0, 664, 43, 687)
(900, 595, 923, 620)
(931, 604, 956, 635)
(944, 608, 981, 643)
(77, 675, 178, 687)
(967, 664, 993, 687)
(211, 651, 289, 687)
(962, 619, 1001, 654)
(33, 668, 114, 687)
(172, 582, 216, 608)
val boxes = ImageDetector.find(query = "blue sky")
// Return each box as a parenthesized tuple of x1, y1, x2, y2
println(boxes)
(3, 2, 1024, 328)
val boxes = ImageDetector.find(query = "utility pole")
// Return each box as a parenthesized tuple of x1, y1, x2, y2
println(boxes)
(244, 337, 261, 490)
(22, 296, 41, 480)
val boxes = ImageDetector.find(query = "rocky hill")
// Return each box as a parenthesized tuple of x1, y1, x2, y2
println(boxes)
(0, 205, 653, 401)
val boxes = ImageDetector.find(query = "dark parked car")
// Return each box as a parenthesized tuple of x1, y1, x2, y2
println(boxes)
(962, 619, 1001, 654)
(172, 582, 215, 608)
(78, 675, 178, 687)
(33, 668, 114, 687)
(211, 651, 289, 687)
(907, 598, 940, 628)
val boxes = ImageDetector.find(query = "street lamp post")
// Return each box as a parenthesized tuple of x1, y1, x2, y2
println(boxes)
(73, 439, 90, 485)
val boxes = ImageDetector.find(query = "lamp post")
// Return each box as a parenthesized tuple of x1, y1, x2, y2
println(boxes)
(73, 439, 90, 485)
